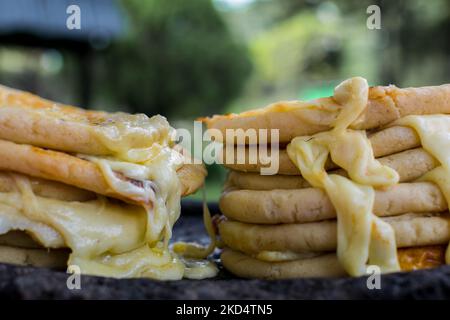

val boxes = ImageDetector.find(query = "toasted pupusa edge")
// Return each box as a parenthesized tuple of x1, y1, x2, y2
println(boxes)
(221, 246, 446, 279)
(0, 140, 206, 203)
(220, 182, 447, 224)
(203, 83, 450, 144)
(0, 84, 172, 156)
(219, 213, 450, 254)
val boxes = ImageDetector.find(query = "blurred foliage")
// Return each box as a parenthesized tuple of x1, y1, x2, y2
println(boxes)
(1, 0, 449, 201)
(220, 0, 450, 115)
(102, 0, 251, 118)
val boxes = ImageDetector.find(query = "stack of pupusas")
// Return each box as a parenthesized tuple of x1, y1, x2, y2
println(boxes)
(0, 84, 217, 280)
(205, 77, 450, 279)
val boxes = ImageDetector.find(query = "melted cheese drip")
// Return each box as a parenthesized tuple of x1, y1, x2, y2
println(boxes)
(78, 130, 218, 279)
(172, 189, 219, 278)
(287, 77, 400, 276)
(0, 174, 217, 280)
(1, 94, 217, 279)
(394, 115, 450, 264)
(80, 143, 184, 246)
(90, 113, 178, 163)
(173, 189, 216, 258)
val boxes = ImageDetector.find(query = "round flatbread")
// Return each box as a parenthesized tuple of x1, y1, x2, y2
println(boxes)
(204, 84, 450, 144)
(225, 171, 310, 191)
(221, 249, 345, 279)
(223, 146, 438, 177)
(221, 125, 420, 175)
(221, 245, 446, 279)
(220, 182, 447, 224)
(0, 140, 206, 204)
(219, 213, 450, 254)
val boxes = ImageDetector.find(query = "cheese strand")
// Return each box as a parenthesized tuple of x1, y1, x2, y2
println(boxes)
(287, 77, 400, 276)
(172, 188, 219, 279)
(394, 115, 450, 264)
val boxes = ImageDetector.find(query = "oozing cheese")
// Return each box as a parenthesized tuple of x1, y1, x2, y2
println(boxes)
(79, 143, 184, 245)
(172, 189, 219, 278)
(0, 88, 217, 279)
(173, 189, 217, 259)
(78, 124, 217, 279)
(394, 115, 450, 264)
(287, 77, 401, 276)
(0, 173, 217, 280)
(89, 113, 178, 163)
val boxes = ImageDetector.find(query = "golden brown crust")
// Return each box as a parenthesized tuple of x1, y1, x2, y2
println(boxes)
(204, 84, 450, 144)
(0, 140, 205, 203)
(221, 246, 447, 279)
(219, 213, 450, 254)
(220, 182, 447, 224)
(0, 84, 175, 156)
(0, 85, 121, 155)
(398, 245, 446, 271)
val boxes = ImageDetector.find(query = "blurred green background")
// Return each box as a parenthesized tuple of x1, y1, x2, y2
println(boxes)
(0, 0, 449, 201)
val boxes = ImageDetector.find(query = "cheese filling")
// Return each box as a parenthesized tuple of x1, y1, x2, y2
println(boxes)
(77, 124, 218, 279)
(287, 77, 401, 276)
(394, 115, 450, 264)
(0, 171, 217, 280)
(0, 93, 217, 279)
(0, 114, 217, 279)
(90, 113, 178, 163)
(79, 143, 184, 246)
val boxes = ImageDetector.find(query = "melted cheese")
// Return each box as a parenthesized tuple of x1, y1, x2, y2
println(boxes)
(0, 173, 217, 280)
(90, 114, 179, 163)
(287, 77, 400, 276)
(394, 115, 450, 264)
(79, 144, 184, 245)
(1, 89, 217, 279)
(78, 128, 217, 279)
(172, 189, 219, 278)
(173, 189, 217, 259)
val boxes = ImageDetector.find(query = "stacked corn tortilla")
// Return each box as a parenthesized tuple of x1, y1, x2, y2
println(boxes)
(205, 78, 450, 279)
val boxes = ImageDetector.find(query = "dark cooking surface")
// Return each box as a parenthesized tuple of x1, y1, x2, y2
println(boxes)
(1, 200, 450, 299)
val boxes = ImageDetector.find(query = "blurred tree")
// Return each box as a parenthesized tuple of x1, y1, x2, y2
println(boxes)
(337, 0, 450, 86)
(103, 0, 251, 118)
